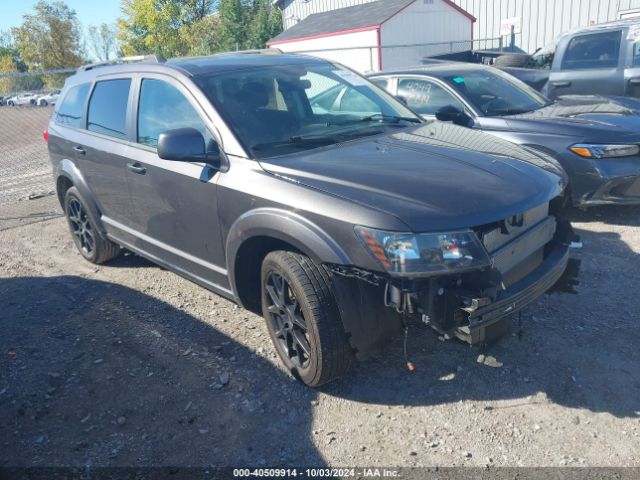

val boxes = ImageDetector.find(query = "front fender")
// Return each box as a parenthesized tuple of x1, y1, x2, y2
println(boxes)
(56, 159, 107, 237)
(225, 208, 351, 297)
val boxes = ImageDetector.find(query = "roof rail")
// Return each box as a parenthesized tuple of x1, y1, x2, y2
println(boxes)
(234, 48, 282, 55)
(79, 54, 167, 72)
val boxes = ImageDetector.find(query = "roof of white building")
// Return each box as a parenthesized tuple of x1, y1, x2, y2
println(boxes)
(268, 0, 475, 45)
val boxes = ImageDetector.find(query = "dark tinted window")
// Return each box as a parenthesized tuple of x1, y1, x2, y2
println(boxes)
(370, 78, 389, 90)
(633, 41, 640, 66)
(56, 83, 90, 128)
(561, 31, 621, 70)
(137, 79, 207, 147)
(87, 79, 131, 138)
(398, 78, 465, 115)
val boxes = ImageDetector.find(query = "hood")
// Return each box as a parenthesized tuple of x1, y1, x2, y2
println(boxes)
(259, 123, 565, 232)
(505, 95, 640, 138)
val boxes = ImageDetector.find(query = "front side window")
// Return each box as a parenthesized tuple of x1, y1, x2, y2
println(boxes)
(443, 69, 548, 116)
(87, 79, 131, 138)
(398, 78, 465, 115)
(195, 62, 419, 159)
(561, 31, 622, 70)
(137, 79, 207, 147)
(56, 83, 90, 128)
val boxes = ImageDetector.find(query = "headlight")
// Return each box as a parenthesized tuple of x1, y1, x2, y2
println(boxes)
(569, 143, 639, 159)
(355, 226, 491, 276)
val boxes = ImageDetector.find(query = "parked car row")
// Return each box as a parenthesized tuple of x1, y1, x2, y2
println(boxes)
(46, 49, 636, 387)
(432, 19, 640, 101)
(0, 90, 60, 106)
(368, 63, 640, 207)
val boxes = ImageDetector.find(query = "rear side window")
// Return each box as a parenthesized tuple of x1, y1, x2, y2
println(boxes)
(370, 78, 389, 90)
(56, 83, 90, 128)
(87, 79, 131, 138)
(137, 79, 207, 147)
(561, 31, 621, 70)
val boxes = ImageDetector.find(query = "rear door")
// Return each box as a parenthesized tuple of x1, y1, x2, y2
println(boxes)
(549, 29, 625, 98)
(78, 77, 134, 227)
(119, 74, 228, 291)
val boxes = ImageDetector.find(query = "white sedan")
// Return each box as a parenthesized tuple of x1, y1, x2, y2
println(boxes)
(36, 90, 60, 106)
(5, 93, 38, 106)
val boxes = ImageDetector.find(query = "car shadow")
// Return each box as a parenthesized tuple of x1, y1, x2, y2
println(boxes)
(566, 204, 640, 227)
(322, 227, 640, 420)
(0, 276, 322, 468)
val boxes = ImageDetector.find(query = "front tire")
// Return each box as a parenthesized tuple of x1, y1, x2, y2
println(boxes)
(64, 187, 120, 264)
(40, 99, 48, 107)
(261, 251, 354, 386)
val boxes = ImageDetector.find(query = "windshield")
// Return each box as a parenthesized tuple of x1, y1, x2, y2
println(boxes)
(442, 69, 549, 116)
(195, 62, 420, 158)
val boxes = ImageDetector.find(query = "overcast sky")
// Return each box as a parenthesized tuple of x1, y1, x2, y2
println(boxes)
(1, 1, 121, 32)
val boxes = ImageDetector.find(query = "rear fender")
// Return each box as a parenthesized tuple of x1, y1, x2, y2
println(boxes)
(56, 159, 107, 237)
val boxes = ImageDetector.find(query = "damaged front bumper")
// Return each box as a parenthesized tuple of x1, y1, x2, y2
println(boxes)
(455, 241, 569, 344)
(328, 201, 574, 358)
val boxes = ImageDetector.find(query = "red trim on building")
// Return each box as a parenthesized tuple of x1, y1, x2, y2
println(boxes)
(442, 0, 476, 22)
(267, 25, 379, 46)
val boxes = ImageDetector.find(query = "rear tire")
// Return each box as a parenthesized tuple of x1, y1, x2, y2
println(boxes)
(64, 187, 120, 264)
(40, 99, 48, 107)
(261, 251, 354, 386)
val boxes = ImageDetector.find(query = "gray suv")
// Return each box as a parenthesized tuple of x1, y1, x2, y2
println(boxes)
(47, 53, 573, 386)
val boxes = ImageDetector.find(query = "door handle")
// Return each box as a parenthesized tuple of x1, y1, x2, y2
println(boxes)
(127, 162, 146, 175)
(73, 146, 86, 154)
(629, 78, 640, 85)
(551, 81, 572, 87)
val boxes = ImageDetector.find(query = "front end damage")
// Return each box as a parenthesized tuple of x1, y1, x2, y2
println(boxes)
(329, 197, 574, 359)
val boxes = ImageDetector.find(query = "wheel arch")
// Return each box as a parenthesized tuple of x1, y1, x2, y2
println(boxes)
(56, 159, 107, 237)
(226, 209, 351, 313)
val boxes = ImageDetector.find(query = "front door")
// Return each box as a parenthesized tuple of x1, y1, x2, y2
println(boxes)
(549, 29, 625, 99)
(116, 75, 229, 293)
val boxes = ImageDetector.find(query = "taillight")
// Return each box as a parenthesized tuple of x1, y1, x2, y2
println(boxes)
(43, 129, 49, 143)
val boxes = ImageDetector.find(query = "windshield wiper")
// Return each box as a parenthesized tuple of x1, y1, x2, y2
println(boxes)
(251, 135, 341, 151)
(326, 114, 422, 126)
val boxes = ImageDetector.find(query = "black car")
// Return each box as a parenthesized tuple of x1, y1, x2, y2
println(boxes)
(47, 52, 572, 386)
(369, 63, 640, 207)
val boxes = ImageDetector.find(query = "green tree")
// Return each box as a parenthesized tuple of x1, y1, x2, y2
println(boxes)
(0, 55, 18, 94)
(87, 23, 118, 61)
(183, 14, 221, 56)
(217, 0, 246, 51)
(118, 0, 216, 57)
(267, 4, 283, 39)
(246, 0, 268, 49)
(245, 0, 283, 49)
(12, 1, 83, 70)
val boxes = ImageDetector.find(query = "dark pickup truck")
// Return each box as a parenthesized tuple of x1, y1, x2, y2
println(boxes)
(499, 19, 640, 100)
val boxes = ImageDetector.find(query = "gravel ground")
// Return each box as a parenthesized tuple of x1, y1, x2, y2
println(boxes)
(0, 205, 639, 469)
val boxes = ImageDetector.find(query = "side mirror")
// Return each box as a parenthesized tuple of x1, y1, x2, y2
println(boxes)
(158, 128, 206, 163)
(435, 105, 471, 126)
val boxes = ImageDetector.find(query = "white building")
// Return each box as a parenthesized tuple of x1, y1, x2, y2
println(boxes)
(274, 0, 640, 54)
(267, 0, 475, 73)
